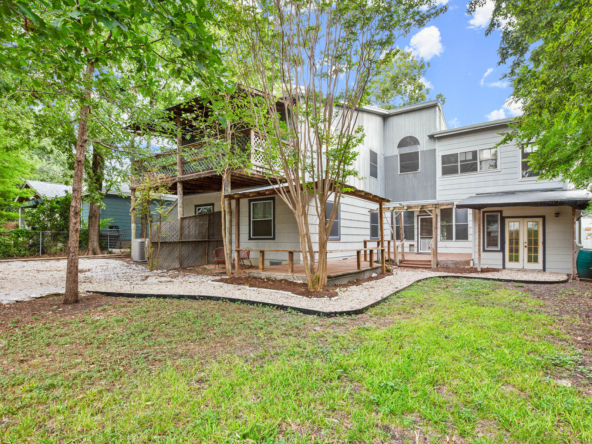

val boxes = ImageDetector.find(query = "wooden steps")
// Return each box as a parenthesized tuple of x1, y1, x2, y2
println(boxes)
(398, 260, 432, 269)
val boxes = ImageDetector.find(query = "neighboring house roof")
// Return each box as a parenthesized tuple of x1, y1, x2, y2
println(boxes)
(456, 189, 591, 210)
(429, 118, 515, 138)
(23, 180, 72, 200)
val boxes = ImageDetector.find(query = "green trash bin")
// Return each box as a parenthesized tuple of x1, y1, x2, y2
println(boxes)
(576, 249, 592, 279)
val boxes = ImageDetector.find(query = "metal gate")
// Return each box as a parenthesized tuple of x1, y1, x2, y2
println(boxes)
(149, 212, 223, 270)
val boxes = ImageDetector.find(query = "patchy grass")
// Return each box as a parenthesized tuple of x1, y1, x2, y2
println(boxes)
(1, 279, 592, 443)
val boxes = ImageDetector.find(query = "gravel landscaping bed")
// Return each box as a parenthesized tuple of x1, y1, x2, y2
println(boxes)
(0, 258, 568, 312)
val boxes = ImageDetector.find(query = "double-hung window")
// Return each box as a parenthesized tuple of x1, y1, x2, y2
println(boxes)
(326, 201, 340, 240)
(249, 198, 275, 239)
(485, 213, 500, 250)
(521, 146, 539, 178)
(441, 148, 498, 176)
(370, 212, 379, 239)
(369, 150, 378, 178)
(439, 208, 469, 241)
(399, 151, 420, 174)
(395, 211, 415, 241)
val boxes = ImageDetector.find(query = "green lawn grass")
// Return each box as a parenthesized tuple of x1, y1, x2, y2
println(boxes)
(1, 278, 591, 443)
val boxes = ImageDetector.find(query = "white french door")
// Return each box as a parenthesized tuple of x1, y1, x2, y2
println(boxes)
(505, 218, 543, 270)
(418, 216, 433, 252)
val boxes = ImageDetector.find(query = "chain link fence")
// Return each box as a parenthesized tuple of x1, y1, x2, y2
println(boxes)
(0, 229, 126, 259)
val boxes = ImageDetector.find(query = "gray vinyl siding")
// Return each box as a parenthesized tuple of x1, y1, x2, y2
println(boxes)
(384, 149, 437, 201)
(436, 128, 565, 202)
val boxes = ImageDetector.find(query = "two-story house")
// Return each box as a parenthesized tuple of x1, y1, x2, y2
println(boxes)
(136, 96, 589, 277)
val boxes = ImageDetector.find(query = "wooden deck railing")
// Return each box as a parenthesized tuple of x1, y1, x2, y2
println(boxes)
(235, 247, 385, 274)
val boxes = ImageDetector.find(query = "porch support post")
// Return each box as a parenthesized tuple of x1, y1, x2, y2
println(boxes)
(175, 115, 184, 219)
(288, 251, 294, 274)
(364, 240, 367, 262)
(399, 212, 405, 262)
(356, 250, 361, 270)
(259, 250, 265, 271)
(234, 198, 240, 277)
(393, 211, 399, 265)
(477, 209, 482, 272)
(379, 202, 386, 274)
(130, 188, 136, 241)
(431, 208, 438, 269)
(573, 207, 578, 280)
(224, 175, 232, 273)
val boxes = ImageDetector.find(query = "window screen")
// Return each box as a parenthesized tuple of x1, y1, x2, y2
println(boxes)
(250, 199, 274, 238)
(399, 151, 419, 174)
(521, 146, 539, 178)
(395, 211, 415, 241)
(485, 213, 500, 249)
(459, 150, 478, 174)
(326, 201, 340, 240)
(369, 150, 378, 178)
(479, 148, 498, 171)
(442, 154, 459, 176)
(440, 208, 454, 241)
(454, 208, 469, 240)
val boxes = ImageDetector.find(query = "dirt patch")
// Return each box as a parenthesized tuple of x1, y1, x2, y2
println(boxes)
(432, 266, 501, 274)
(216, 270, 394, 299)
(0, 293, 116, 333)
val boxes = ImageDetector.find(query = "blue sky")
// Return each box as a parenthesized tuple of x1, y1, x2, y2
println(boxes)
(399, 0, 522, 129)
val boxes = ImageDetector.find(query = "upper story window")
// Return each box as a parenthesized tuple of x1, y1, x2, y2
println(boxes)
(521, 146, 539, 178)
(441, 148, 498, 176)
(326, 201, 340, 240)
(399, 151, 420, 174)
(369, 150, 378, 178)
(397, 136, 420, 149)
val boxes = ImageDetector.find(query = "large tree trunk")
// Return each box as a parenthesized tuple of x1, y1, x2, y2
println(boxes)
(64, 62, 95, 304)
(87, 148, 104, 255)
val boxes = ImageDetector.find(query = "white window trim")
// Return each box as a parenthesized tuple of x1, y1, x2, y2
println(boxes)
(250, 199, 275, 239)
(440, 148, 500, 178)
(484, 213, 501, 250)
(369, 150, 378, 180)
(519, 146, 540, 181)
(398, 151, 421, 175)
(440, 208, 470, 242)
(327, 201, 340, 241)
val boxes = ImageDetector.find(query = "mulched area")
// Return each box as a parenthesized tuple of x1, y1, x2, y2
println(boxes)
(216, 270, 394, 298)
(432, 266, 501, 274)
(0, 293, 116, 333)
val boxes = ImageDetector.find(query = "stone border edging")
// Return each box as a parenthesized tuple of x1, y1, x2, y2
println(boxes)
(0, 254, 130, 263)
(92, 273, 569, 318)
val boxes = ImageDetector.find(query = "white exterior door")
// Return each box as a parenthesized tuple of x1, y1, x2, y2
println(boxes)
(505, 218, 543, 270)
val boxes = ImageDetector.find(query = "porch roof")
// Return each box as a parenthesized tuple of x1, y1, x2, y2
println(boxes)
(382, 200, 455, 211)
(456, 189, 591, 210)
(224, 183, 390, 204)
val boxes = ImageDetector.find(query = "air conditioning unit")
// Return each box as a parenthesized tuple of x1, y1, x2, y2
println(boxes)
(132, 238, 148, 262)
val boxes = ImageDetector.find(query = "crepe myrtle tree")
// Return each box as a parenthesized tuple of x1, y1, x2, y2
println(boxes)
(0, 0, 221, 303)
(227, 0, 446, 290)
(468, 0, 592, 194)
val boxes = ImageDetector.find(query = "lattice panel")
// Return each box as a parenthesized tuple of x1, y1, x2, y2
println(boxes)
(149, 212, 223, 270)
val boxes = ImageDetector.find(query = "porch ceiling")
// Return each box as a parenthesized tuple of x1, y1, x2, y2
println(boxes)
(164, 170, 273, 195)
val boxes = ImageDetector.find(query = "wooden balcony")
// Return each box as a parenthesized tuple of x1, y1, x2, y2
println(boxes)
(135, 130, 286, 194)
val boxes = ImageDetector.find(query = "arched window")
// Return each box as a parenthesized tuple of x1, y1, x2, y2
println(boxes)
(397, 136, 420, 149)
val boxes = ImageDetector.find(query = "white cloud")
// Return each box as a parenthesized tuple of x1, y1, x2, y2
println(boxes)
(468, 0, 495, 29)
(406, 26, 444, 61)
(468, 0, 509, 30)
(480, 68, 494, 85)
(448, 118, 460, 128)
(486, 99, 523, 121)
(420, 77, 433, 89)
(420, 0, 449, 12)
(480, 68, 509, 88)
